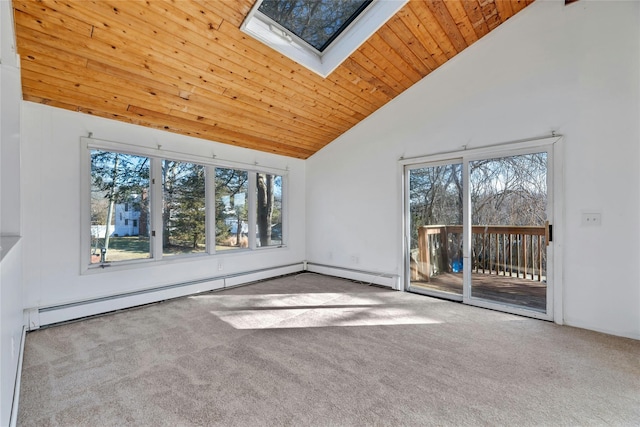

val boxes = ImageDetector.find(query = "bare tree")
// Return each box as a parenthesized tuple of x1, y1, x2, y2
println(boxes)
(257, 173, 275, 246)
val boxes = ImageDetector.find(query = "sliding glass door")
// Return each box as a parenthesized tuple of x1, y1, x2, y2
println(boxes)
(469, 152, 548, 312)
(404, 140, 556, 319)
(407, 161, 464, 300)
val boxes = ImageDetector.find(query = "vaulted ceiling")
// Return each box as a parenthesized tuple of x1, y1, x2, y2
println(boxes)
(12, 0, 534, 159)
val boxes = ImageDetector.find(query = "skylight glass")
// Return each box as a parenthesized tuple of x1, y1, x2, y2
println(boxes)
(241, 0, 408, 77)
(257, 0, 372, 53)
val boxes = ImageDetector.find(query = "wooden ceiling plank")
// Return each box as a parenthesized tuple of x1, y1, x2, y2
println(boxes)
(21, 75, 130, 112)
(349, 48, 406, 97)
(367, 32, 425, 83)
(145, 110, 315, 159)
(14, 14, 224, 99)
(17, 31, 262, 130)
(17, 23, 336, 150)
(329, 65, 392, 110)
(442, 0, 480, 46)
(168, 94, 331, 149)
(495, 0, 515, 22)
(127, 0, 224, 33)
(88, 4, 361, 128)
(356, 40, 415, 91)
(376, 22, 433, 77)
(86, 59, 187, 99)
(385, 15, 438, 73)
(460, 0, 491, 40)
(20, 52, 326, 148)
(216, 21, 375, 120)
(167, 109, 323, 152)
(40, 0, 108, 27)
(340, 57, 399, 100)
(75, 12, 356, 132)
(511, 0, 530, 14)
(77, 108, 142, 128)
(86, 45, 350, 135)
(15, 2, 352, 155)
(17, 47, 218, 117)
(20, 68, 139, 112)
(206, 53, 359, 129)
(35, 0, 226, 95)
(13, 0, 94, 37)
(19, 27, 219, 116)
(191, 0, 253, 29)
(479, 0, 502, 31)
(20, 57, 172, 114)
(128, 105, 315, 158)
(91, 0, 359, 123)
(408, 2, 459, 60)
(16, 34, 88, 68)
(215, 17, 391, 120)
(427, 0, 469, 54)
(42, 0, 363, 131)
(396, 6, 448, 67)
(219, 88, 343, 140)
(23, 93, 80, 112)
(214, 4, 390, 114)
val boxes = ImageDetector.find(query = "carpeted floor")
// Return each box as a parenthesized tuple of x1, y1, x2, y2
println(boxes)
(18, 273, 640, 426)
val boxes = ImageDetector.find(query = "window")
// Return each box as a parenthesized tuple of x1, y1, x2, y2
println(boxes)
(215, 168, 249, 251)
(85, 143, 287, 269)
(257, 0, 371, 52)
(241, 0, 407, 77)
(162, 160, 206, 257)
(90, 150, 151, 264)
(256, 173, 283, 247)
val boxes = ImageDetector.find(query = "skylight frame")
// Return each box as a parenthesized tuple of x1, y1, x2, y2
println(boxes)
(240, 0, 408, 78)
(257, 0, 372, 54)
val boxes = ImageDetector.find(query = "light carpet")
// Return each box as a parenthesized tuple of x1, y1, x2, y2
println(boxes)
(18, 273, 640, 426)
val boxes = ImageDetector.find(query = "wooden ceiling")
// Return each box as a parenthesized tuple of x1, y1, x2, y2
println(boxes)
(12, 0, 534, 159)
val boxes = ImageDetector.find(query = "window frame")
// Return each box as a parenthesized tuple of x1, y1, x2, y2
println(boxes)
(240, 0, 407, 77)
(160, 158, 209, 258)
(256, 0, 372, 54)
(81, 137, 288, 274)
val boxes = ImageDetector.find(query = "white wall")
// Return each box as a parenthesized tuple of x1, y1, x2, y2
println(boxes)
(21, 102, 306, 313)
(307, 0, 640, 339)
(1, 0, 24, 424)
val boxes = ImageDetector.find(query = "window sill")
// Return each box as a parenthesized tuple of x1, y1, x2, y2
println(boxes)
(82, 244, 288, 275)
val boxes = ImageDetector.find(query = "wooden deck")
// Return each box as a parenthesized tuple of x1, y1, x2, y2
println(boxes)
(410, 272, 546, 312)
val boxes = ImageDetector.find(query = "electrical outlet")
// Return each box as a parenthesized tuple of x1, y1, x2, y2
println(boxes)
(351, 255, 359, 265)
(581, 212, 602, 226)
(217, 260, 224, 271)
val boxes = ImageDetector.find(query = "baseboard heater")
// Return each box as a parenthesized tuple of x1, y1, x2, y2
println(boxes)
(305, 262, 398, 289)
(29, 262, 304, 329)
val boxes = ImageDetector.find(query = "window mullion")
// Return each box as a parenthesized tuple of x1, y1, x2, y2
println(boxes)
(151, 157, 164, 260)
(206, 165, 216, 255)
(248, 172, 257, 249)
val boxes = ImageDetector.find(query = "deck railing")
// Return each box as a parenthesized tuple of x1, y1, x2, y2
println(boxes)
(416, 225, 547, 282)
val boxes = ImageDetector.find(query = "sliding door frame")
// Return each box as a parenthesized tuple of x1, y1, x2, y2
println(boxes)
(404, 158, 464, 301)
(400, 136, 564, 323)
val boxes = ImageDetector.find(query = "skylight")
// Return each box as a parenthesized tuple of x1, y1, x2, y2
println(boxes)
(241, 0, 407, 78)
(257, 0, 372, 53)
